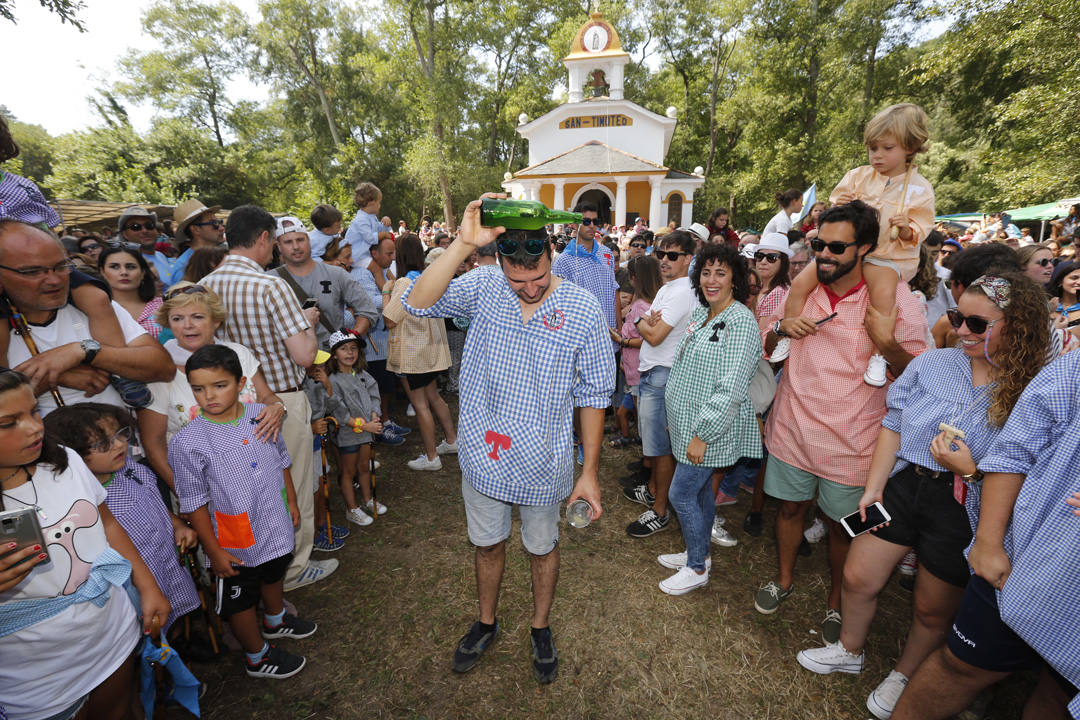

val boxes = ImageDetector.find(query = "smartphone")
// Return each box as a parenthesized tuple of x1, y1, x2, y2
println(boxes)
(1067, 316, 1080, 328)
(0, 506, 50, 566)
(301, 299, 319, 310)
(839, 502, 891, 538)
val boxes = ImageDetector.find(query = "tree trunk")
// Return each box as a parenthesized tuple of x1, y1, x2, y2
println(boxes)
(861, 31, 879, 126)
(486, 101, 503, 167)
(705, 39, 724, 176)
(200, 52, 224, 147)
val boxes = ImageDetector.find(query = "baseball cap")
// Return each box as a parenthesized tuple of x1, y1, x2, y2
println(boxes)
(275, 216, 309, 238)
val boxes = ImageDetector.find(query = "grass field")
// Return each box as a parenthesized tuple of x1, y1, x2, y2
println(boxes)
(187, 411, 1034, 720)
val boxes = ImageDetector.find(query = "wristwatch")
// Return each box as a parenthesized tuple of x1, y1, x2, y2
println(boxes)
(773, 320, 788, 338)
(80, 339, 101, 365)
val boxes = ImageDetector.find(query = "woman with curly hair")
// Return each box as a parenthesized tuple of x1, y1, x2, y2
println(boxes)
(796, 271, 1050, 720)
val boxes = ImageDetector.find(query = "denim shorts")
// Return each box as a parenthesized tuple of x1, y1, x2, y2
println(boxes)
(637, 365, 671, 457)
(461, 478, 560, 556)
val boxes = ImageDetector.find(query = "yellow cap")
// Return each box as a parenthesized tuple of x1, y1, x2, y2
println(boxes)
(314, 349, 331, 365)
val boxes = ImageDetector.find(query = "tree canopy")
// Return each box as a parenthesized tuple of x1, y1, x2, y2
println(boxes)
(3, 0, 1077, 228)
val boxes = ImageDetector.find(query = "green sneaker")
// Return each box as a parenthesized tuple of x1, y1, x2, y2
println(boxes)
(754, 580, 793, 614)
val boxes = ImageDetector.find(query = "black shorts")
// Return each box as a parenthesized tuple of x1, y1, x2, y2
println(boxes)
(215, 553, 293, 619)
(404, 371, 440, 390)
(366, 359, 397, 394)
(874, 464, 973, 587)
(947, 573, 1040, 673)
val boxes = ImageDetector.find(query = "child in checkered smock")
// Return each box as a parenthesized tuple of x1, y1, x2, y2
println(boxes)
(324, 330, 385, 528)
(42, 403, 200, 636)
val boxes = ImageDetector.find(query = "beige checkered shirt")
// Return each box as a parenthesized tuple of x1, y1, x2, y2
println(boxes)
(201, 255, 312, 392)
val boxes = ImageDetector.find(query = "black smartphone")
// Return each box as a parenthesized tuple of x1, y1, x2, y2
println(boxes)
(0, 507, 50, 566)
(302, 299, 319, 310)
(839, 502, 891, 538)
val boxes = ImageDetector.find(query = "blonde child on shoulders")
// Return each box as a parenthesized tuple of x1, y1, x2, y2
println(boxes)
(773, 102, 936, 386)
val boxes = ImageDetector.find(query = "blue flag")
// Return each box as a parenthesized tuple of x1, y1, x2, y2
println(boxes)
(797, 184, 817, 223)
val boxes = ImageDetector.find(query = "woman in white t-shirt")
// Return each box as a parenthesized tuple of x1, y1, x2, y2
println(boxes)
(0, 369, 170, 720)
(762, 188, 803, 237)
(137, 282, 285, 490)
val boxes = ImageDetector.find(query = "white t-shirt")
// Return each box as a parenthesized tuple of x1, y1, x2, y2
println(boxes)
(763, 209, 794, 236)
(639, 276, 699, 372)
(146, 340, 261, 443)
(0, 449, 140, 720)
(8, 302, 148, 416)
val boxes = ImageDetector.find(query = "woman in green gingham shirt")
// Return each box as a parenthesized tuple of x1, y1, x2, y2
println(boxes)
(657, 243, 763, 596)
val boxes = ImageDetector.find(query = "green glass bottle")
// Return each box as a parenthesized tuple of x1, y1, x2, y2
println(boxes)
(480, 198, 582, 230)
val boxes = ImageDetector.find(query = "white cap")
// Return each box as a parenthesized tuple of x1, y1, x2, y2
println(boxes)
(744, 231, 793, 257)
(275, 216, 309, 238)
(684, 223, 710, 243)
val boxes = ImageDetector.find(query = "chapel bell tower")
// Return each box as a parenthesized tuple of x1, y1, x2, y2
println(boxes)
(564, 12, 630, 102)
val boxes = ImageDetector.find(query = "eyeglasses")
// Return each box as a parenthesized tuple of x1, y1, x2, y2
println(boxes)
(809, 239, 859, 254)
(191, 219, 223, 229)
(496, 234, 547, 256)
(629, 242, 647, 249)
(1032, 257, 1053, 267)
(124, 222, 156, 233)
(106, 240, 142, 253)
(946, 308, 996, 335)
(163, 284, 209, 301)
(754, 252, 781, 263)
(581, 218, 597, 226)
(88, 426, 133, 454)
(654, 250, 688, 261)
(0, 260, 76, 279)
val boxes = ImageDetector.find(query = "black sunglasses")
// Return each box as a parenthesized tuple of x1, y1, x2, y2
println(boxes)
(809, 238, 859, 254)
(124, 222, 156, 232)
(654, 250, 688, 261)
(1032, 257, 1053, 267)
(946, 308, 995, 335)
(581, 218, 597, 226)
(191, 219, 223, 229)
(106, 240, 142, 253)
(629, 242, 647, 249)
(754, 252, 781, 263)
(497, 234, 547, 256)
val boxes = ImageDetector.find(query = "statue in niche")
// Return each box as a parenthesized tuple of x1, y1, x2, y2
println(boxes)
(590, 69, 609, 98)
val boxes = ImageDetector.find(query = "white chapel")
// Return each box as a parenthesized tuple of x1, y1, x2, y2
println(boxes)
(502, 12, 705, 230)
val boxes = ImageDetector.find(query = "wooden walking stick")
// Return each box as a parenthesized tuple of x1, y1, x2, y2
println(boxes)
(369, 420, 378, 520)
(182, 550, 220, 655)
(6, 297, 64, 407)
(889, 162, 913, 241)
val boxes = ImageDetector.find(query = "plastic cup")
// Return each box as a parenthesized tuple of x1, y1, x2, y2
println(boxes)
(566, 499, 594, 528)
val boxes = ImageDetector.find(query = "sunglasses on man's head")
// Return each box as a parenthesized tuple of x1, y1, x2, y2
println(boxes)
(754, 252, 781, 263)
(653, 250, 688, 261)
(946, 308, 995, 335)
(497, 234, 547, 256)
(124, 222, 155, 232)
(809, 239, 859, 254)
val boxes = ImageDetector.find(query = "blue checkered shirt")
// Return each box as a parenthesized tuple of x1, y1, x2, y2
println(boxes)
(105, 458, 199, 633)
(343, 210, 385, 264)
(403, 266, 615, 505)
(169, 403, 295, 568)
(552, 241, 619, 350)
(882, 348, 1001, 476)
(976, 351, 1080, 711)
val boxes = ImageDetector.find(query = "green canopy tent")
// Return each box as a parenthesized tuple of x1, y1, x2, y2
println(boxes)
(936, 195, 1080, 241)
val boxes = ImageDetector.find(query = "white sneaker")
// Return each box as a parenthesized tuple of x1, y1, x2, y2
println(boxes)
(864, 353, 888, 386)
(796, 643, 865, 675)
(711, 516, 737, 547)
(867, 670, 909, 719)
(659, 565, 709, 595)
(406, 403, 416, 417)
(364, 498, 388, 515)
(436, 439, 458, 455)
(657, 552, 712, 571)
(407, 454, 442, 471)
(804, 516, 828, 544)
(771, 336, 791, 361)
(347, 507, 374, 527)
(372, 460, 381, 471)
(283, 558, 339, 592)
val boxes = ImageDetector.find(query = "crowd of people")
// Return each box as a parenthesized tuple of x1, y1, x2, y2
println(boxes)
(1, 104, 1078, 720)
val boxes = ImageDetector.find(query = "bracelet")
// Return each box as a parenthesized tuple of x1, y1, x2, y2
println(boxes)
(960, 469, 984, 482)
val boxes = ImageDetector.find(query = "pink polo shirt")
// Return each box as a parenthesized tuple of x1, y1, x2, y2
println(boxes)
(763, 282, 928, 487)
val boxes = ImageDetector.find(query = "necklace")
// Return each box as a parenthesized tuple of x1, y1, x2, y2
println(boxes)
(1, 467, 46, 521)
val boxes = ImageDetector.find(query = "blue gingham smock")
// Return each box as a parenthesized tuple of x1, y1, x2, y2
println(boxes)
(169, 403, 295, 568)
(882, 348, 1001, 476)
(975, 352, 1080, 712)
(403, 266, 615, 505)
(551, 241, 619, 350)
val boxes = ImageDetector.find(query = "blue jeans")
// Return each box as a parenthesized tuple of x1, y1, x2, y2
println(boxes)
(669, 462, 715, 571)
(720, 457, 761, 497)
(637, 365, 671, 457)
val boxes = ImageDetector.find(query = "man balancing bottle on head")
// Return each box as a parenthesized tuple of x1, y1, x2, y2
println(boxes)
(403, 194, 615, 684)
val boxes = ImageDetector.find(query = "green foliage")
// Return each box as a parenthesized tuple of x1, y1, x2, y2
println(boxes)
(21, 0, 1079, 231)
(0, 0, 84, 30)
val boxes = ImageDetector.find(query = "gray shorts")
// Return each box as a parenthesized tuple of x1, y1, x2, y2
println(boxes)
(461, 478, 560, 556)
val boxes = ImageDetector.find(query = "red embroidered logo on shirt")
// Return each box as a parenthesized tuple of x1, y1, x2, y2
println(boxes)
(543, 310, 565, 331)
(485, 431, 511, 460)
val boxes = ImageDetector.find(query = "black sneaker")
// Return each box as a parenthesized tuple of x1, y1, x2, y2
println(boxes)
(618, 468, 650, 490)
(626, 509, 670, 537)
(245, 645, 306, 679)
(743, 511, 763, 537)
(530, 627, 559, 684)
(262, 613, 317, 639)
(622, 484, 655, 507)
(452, 621, 498, 673)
